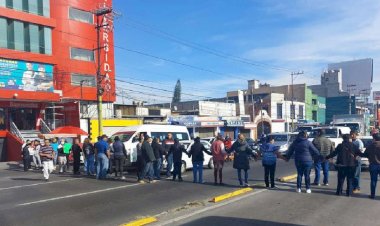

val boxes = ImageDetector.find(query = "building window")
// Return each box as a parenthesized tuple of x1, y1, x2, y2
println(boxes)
(70, 48, 94, 62)
(3, 0, 49, 17)
(277, 103, 283, 119)
(290, 104, 295, 119)
(312, 111, 317, 122)
(0, 17, 7, 48)
(69, 7, 93, 24)
(312, 99, 317, 105)
(71, 74, 96, 87)
(299, 105, 304, 119)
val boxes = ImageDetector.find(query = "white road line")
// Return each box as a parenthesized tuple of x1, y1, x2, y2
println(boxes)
(157, 189, 267, 226)
(17, 183, 140, 206)
(0, 178, 84, 191)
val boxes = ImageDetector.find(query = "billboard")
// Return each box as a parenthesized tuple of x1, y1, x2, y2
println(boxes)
(373, 91, 380, 101)
(0, 58, 54, 92)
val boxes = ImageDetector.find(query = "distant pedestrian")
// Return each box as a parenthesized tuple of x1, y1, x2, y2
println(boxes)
(163, 133, 175, 177)
(211, 135, 227, 185)
(107, 138, 114, 175)
(136, 137, 145, 183)
(141, 136, 156, 183)
(286, 131, 320, 194)
(83, 138, 95, 175)
(71, 138, 82, 175)
(113, 136, 127, 179)
(259, 136, 285, 188)
(152, 137, 165, 180)
(59, 139, 72, 170)
(33, 140, 42, 169)
(57, 143, 67, 173)
(22, 140, 32, 171)
(357, 133, 380, 199)
(50, 138, 59, 166)
(39, 139, 55, 181)
(188, 137, 211, 183)
(326, 134, 361, 197)
(170, 138, 187, 182)
(95, 135, 110, 180)
(351, 131, 364, 193)
(229, 134, 257, 187)
(312, 129, 334, 186)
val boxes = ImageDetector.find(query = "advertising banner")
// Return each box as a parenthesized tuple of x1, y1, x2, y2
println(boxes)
(0, 58, 54, 92)
(373, 91, 380, 101)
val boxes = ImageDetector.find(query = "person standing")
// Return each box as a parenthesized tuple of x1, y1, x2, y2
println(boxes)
(260, 136, 285, 188)
(163, 133, 175, 177)
(141, 136, 156, 183)
(170, 138, 187, 182)
(351, 131, 364, 193)
(286, 131, 320, 194)
(312, 129, 334, 186)
(71, 138, 82, 175)
(211, 135, 227, 185)
(107, 138, 115, 175)
(83, 138, 95, 176)
(22, 140, 32, 171)
(50, 138, 59, 166)
(229, 134, 257, 187)
(188, 137, 211, 183)
(33, 140, 42, 169)
(136, 137, 145, 183)
(39, 139, 55, 181)
(152, 137, 165, 180)
(95, 135, 110, 180)
(57, 143, 67, 174)
(357, 133, 380, 199)
(326, 134, 361, 196)
(113, 136, 127, 179)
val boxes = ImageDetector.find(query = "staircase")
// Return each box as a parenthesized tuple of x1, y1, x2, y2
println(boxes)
(19, 130, 41, 143)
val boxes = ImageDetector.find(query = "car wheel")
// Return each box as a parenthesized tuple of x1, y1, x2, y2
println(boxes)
(181, 161, 187, 174)
(208, 158, 214, 169)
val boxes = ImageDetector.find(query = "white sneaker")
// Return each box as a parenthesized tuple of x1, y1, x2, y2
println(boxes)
(121, 176, 126, 180)
(296, 188, 301, 193)
(306, 189, 312, 194)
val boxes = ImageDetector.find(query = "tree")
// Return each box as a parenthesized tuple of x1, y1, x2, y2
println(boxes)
(172, 79, 181, 104)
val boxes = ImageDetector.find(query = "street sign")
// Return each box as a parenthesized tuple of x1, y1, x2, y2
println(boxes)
(373, 91, 380, 101)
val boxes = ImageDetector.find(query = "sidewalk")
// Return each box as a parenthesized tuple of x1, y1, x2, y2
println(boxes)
(0, 161, 21, 170)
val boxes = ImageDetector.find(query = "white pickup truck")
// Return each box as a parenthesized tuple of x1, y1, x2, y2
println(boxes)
(309, 126, 351, 148)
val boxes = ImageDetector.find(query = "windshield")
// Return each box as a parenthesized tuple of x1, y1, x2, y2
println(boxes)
(150, 132, 190, 141)
(110, 132, 135, 143)
(310, 129, 338, 138)
(297, 126, 313, 132)
(271, 135, 290, 142)
(335, 123, 360, 133)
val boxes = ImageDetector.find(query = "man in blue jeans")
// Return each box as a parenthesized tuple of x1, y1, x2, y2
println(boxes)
(163, 133, 175, 177)
(312, 129, 334, 186)
(286, 131, 320, 193)
(95, 135, 110, 180)
(351, 131, 364, 193)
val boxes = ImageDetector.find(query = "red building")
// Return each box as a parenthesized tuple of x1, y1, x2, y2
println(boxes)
(0, 0, 115, 161)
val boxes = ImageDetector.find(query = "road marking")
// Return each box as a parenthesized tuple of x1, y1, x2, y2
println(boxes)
(278, 174, 298, 182)
(210, 187, 253, 203)
(17, 183, 140, 206)
(0, 178, 84, 191)
(157, 189, 267, 226)
(120, 217, 157, 226)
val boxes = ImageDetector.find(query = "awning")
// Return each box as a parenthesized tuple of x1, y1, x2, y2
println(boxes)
(49, 126, 88, 136)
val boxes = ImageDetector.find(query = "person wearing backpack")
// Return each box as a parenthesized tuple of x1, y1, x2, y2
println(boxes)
(112, 136, 128, 179)
(260, 136, 285, 188)
(83, 138, 95, 176)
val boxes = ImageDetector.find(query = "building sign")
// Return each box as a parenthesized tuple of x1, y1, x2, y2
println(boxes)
(101, 0, 112, 94)
(0, 58, 53, 92)
(373, 91, 380, 101)
(318, 102, 326, 109)
(224, 120, 244, 127)
(200, 121, 224, 127)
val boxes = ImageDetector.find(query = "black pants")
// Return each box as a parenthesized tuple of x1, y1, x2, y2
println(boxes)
(65, 154, 70, 170)
(173, 162, 182, 180)
(114, 156, 126, 177)
(264, 164, 276, 188)
(73, 157, 80, 174)
(23, 157, 30, 171)
(337, 166, 355, 196)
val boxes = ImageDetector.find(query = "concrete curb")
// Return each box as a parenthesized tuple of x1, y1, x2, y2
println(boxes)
(277, 174, 298, 182)
(120, 217, 157, 226)
(209, 187, 253, 203)
(0, 161, 22, 170)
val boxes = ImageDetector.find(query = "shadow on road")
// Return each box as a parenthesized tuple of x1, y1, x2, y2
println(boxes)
(181, 216, 306, 226)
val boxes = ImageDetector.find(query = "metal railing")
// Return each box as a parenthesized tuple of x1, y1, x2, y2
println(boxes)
(40, 119, 52, 134)
(10, 121, 24, 141)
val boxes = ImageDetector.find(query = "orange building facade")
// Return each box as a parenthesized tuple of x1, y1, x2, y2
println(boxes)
(0, 0, 115, 161)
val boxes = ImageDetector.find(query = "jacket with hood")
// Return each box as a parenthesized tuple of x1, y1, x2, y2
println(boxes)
(312, 135, 334, 157)
(287, 137, 320, 163)
(327, 141, 361, 167)
(152, 141, 165, 159)
(230, 139, 255, 170)
(188, 139, 211, 162)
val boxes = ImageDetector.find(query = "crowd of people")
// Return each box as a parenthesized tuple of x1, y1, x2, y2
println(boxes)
(20, 130, 380, 199)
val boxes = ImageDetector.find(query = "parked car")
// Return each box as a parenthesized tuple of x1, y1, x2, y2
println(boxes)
(359, 136, 374, 170)
(267, 133, 298, 155)
(162, 140, 213, 174)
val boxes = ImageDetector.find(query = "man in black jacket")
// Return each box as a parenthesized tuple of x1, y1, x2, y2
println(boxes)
(163, 133, 175, 177)
(141, 136, 156, 183)
(152, 137, 165, 180)
(188, 137, 211, 183)
(326, 134, 361, 196)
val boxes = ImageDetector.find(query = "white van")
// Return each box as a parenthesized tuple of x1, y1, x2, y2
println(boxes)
(110, 125, 191, 166)
(309, 126, 351, 148)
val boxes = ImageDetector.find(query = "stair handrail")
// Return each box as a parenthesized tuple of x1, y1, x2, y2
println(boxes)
(10, 121, 25, 142)
(40, 119, 52, 134)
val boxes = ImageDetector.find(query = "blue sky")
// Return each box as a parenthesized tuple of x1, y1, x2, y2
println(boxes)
(113, 0, 380, 104)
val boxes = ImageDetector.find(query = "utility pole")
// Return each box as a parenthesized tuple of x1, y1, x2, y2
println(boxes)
(291, 71, 303, 132)
(347, 84, 356, 115)
(94, 6, 112, 136)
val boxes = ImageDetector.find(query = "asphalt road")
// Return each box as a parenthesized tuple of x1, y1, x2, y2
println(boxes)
(155, 171, 380, 226)
(0, 160, 295, 226)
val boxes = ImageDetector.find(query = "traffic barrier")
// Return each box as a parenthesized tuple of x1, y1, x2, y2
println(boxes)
(120, 217, 157, 226)
(209, 187, 253, 203)
(278, 174, 297, 182)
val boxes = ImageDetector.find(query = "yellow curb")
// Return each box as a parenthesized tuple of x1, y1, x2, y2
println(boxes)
(209, 187, 253, 203)
(120, 217, 157, 226)
(278, 174, 298, 182)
